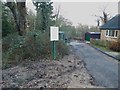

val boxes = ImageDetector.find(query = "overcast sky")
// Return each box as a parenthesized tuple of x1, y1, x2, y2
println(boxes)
(26, 1, 118, 26)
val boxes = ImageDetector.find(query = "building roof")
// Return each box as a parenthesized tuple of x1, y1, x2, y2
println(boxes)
(99, 14, 120, 30)
(89, 32, 100, 34)
(86, 32, 100, 34)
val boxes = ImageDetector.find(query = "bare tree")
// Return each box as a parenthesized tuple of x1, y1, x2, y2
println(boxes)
(94, 8, 111, 26)
(95, 19, 100, 27)
(55, 5, 60, 26)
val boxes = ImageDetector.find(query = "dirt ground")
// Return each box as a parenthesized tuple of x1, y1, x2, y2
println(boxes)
(2, 53, 98, 88)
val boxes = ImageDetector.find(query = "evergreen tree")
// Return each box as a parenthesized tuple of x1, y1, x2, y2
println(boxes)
(2, 2, 16, 37)
(32, 0, 55, 32)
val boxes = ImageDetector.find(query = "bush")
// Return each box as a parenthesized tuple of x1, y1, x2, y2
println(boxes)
(2, 33, 20, 52)
(90, 39, 109, 47)
(90, 39, 120, 52)
(2, 31, 69, 69)
(57, 41, 69, 58)
(109, 40, 120, 52)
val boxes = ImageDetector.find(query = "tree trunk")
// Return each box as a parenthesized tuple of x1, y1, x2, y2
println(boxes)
(17, 1, 26, 35)
(6, 0, 26, 36)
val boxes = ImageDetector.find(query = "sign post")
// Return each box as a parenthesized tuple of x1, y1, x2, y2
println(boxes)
(52, 41, 56, 60)
(50, 26, 59, 60)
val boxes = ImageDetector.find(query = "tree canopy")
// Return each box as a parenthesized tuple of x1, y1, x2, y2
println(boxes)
(32, 1, 55, 32)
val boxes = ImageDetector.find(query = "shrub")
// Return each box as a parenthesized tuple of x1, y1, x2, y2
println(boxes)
(2, 33, 20, 52)
(109, 40, 120, 52)
(57, 40, 69, 58)
(90, 39, 109, 48)
(2, 31, 69, 69)
(90, 39, 120, 52)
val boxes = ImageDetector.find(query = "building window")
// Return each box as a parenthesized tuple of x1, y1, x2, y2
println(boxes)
(115, 30, 118, 37)
(109, 30, 115, 36)
(106, 30, 108, 36)
(106, 30, 118, 37)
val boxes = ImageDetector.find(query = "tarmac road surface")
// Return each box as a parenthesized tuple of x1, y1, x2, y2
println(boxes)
(70, 41, 118, 88)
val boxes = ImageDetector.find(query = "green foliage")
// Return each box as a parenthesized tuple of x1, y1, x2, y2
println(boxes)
(60, 25, 76, 38)
(90, 39, 109, 48)
(2, 1, 69, 69)
(2, 31, 69, 69)
(57, 15, 72, 27)
(2, 33, 20, 52)
(75, 24, 89, 38)
(2, 3, 16, 37)
(57, 16, 76, 39)
(75, 24, 100, 39)
(2, 33, 25, 68)
(57, 16, 100, 40)
(57, 40, 69, 57)
(3, 1, 27, 36)
(90, 39, 120, 52)
(33, 1, 55, 32)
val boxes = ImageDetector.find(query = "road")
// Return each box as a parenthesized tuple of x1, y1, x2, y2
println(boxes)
(70, 41, 118, 88)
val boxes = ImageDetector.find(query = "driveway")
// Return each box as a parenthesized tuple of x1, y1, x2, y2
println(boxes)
(70, 41, 118, 88)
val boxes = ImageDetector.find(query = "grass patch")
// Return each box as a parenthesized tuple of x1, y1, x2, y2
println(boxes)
(90, 39, 119, 53)
(90, 39, 120, 60)
(90, 39, 109, 51)
(92, 44, 111, 52)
